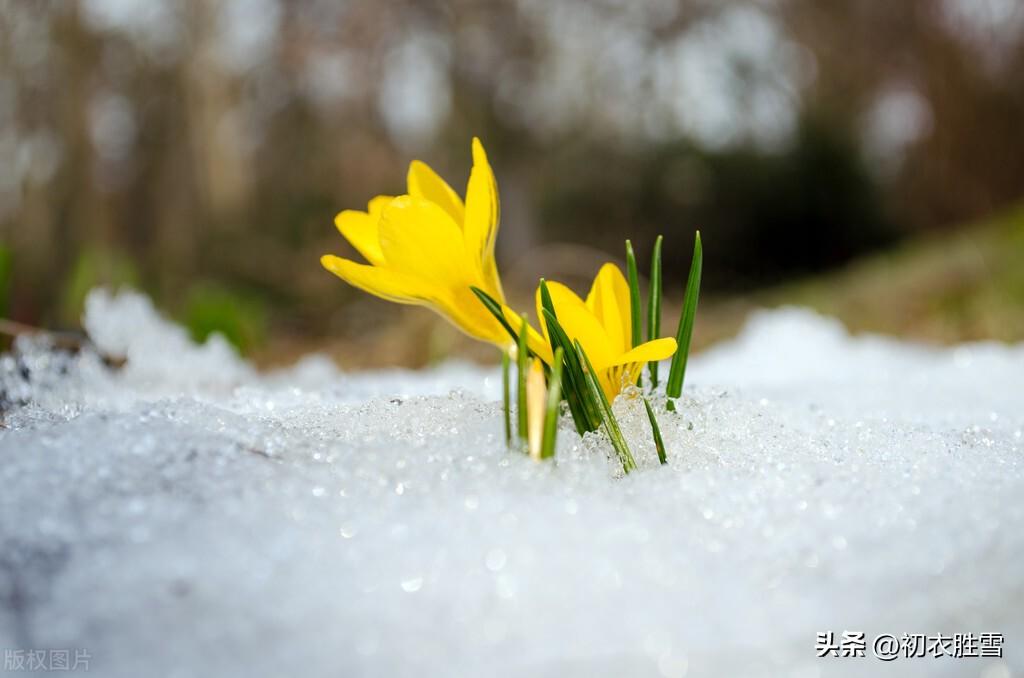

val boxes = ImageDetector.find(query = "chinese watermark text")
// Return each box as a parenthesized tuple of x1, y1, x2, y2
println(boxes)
(3, 648, 91, 672)
(816, 632, 1002, 661)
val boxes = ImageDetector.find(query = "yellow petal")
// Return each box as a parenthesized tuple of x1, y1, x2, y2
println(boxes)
(479, 254, 505, 305)
(333, 210, 385, 266)
(464, 138, 500, 278)
(606, 337, 678, 367)
(407, 160, 465, 226)
(597, 369, 620, 401)
(440, 286, 516, 346)
(322, 255, 506, 343)
(378, 195, 473, 289)
(526, 358, 546, 460)
(536, 281, 614, 370)
(600, 338, 677, 400)
(367, 195, 395, 220)
(500, 305, 554, 364)
(600, 363, 640, 400)
(320, 255, 434, 305)
(585, 263, 631, 356)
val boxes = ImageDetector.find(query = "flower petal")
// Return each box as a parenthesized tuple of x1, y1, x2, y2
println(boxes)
(441, 285, 516, 345)
(599, 340, 675, 400)
(333, 211, 386, 266)
(320, 254, 434, 305)
(378, 195, 473, 289)
(464, 138, 502, 297)
(407, 160, 465, 226)
(606, 337, 678, 367)
(536, 281, 614, 370)
(322, 255, 507, 343)
(500, 304, 553, 364)
(367, 195, 395, 219)
(585, 263, 631, 356)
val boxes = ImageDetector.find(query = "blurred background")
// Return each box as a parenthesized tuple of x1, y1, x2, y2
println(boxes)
(1, 0, 1022, 367)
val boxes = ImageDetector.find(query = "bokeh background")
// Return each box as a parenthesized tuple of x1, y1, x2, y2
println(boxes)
(2, 0, 1023, 367)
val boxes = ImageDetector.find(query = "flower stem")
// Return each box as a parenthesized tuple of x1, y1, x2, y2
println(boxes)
(501, 349, 511, 446)
(541, 347, 564, 459)
(516, 314, 529, 450)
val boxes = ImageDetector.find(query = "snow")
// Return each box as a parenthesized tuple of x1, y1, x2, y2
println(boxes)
(1, 288, 1021, 678)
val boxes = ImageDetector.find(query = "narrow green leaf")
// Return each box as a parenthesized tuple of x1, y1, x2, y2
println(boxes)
(646, 235, 663, 389)
(548, 332, 595, 433)
(475, 281, 589, 437)
(516, 315, 529, 449)
(542, 307, 601, 433)
(470, 286, 519, 345)
(501, 349, 511, 446)
(539, 279, 600, 433)
(643, 397, 667, 464)
(557, 367, 590, 437)
(540, 347, 564, 459)
(666, 231, 702, 399)
(625, 240, 642, 349)
(574, 340, 637, 474)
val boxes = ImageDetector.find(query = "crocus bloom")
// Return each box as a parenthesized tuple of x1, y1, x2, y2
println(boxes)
(535, 264, 677, 399)
(321, 138, 510, 346)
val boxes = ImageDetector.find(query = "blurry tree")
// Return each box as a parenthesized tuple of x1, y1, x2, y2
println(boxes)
(0, 0, 1020, 357)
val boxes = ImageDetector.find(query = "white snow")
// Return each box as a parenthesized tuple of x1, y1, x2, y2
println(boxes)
(1, 288, 1021, 678)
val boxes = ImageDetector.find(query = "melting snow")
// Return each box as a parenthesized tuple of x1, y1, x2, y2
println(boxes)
(0, 289, 1021, 677)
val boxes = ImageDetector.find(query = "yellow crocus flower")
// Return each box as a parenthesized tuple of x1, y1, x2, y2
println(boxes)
(321, 138, 510, 346)
(534, 264, 677, 400)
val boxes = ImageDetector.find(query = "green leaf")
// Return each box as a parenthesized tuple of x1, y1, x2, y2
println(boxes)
(646, 235, 663, 389)
(625, 240, 642, 349)
(516, 315, 529, 450)
(501, 349, 512, 446)
(539, 279, 601, 434)
(643, 397, 667, 465)
(541, 305, 601, 434)
(540, 347, 564, 459)
(666, 231, 702, 399)
(574, 340, 637, 474)
(540, 309, 598, 436)
(470, 286, 519, 345)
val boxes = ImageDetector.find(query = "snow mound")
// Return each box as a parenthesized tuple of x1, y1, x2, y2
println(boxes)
(0, 289, 1021, 678)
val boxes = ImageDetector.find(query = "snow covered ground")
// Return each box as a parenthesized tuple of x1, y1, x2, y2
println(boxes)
(1, 289, 1021, 678)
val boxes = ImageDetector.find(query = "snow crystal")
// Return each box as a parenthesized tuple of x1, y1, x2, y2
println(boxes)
(0, 289, 1021, 677)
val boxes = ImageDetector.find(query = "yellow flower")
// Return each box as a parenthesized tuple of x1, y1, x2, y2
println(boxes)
(534, 263, 677, 400)
(321, 138, 510, 346)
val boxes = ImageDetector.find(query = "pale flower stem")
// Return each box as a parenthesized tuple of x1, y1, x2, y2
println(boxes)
(501, 349, 512, 447)
(516, 315, 529, 451)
